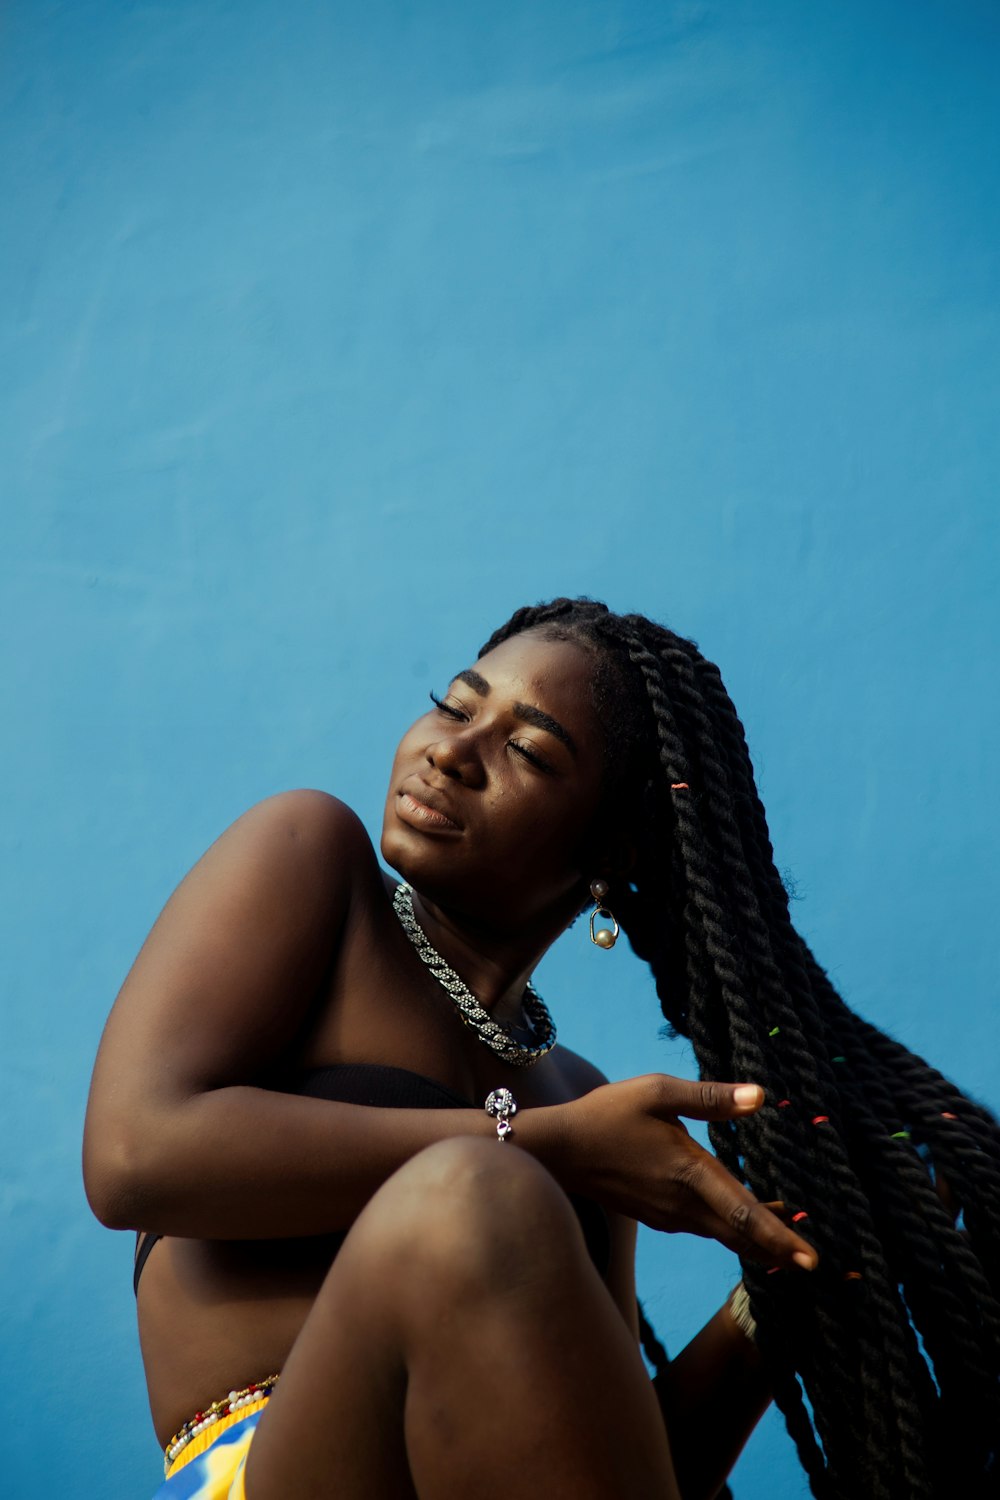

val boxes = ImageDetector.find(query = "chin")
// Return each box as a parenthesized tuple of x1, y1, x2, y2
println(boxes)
(382, 833, 479, 915)
(379, 819, 405, 875)
(380, 821, 444, 881)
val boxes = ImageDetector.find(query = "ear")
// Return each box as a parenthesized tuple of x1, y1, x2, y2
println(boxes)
(572, 808, 635, 898)
(587, 838, 636, 892)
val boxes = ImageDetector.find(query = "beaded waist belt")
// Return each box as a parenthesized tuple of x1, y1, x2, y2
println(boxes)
(164, 1374, 280, 1470)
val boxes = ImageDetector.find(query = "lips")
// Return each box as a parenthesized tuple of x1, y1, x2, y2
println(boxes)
(397, 782, 462, 832)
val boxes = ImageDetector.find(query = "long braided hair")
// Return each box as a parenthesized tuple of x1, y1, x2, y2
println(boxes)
(480, 598, 1000, 1500)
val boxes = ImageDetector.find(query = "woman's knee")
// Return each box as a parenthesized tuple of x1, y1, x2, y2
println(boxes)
(346, 1137, 585, 1303)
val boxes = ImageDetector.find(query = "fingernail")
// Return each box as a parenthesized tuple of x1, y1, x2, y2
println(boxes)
(793, 1250, 817, 1271)
(734, 1085, 762, 1107)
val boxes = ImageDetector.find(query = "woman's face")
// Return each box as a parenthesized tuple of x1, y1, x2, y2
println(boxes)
(381, 632, 609, 931)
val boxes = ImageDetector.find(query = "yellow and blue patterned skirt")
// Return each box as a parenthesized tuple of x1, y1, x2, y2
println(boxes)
(152, 1396, 270, 1499)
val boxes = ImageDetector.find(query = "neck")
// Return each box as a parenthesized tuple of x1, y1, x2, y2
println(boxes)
(403, 884, 575, 1022)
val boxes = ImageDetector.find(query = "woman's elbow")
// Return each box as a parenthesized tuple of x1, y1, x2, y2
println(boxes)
(82, 1119, 162, 1230)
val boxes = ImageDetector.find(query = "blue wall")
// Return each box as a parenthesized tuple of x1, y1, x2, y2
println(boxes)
(3, 2, 998, 1494)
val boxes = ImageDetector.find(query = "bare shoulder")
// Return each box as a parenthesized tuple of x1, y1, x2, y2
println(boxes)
(550, 1043, 610, 1101)
(88, 791, 379, 1104)
(83, 789, 385, 1222)
(229, 787, 371, 856)
(204, 789, 378, 898)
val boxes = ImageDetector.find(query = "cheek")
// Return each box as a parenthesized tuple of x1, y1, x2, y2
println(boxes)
(387, 721, 425, 778)
(383, 748, 409, 808)
(492, 792, 583, 866)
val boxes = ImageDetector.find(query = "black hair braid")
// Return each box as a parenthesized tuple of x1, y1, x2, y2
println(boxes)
(649, 642, 905, 1492)
(823, 991, 1000, 1337)
(491, 610, 898, 1491)
(650, 635, 948, 1495)
(625, 627, 935, 1498)
(811, 954, 1000, 1487)
(479, 596, 607, 657)
(635, 649, 908, 1491)
(805, 947, 1000, 1290)
(481, 599, 1000, 1496)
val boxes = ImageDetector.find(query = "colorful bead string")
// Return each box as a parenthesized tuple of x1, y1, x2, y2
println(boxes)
(165, 1375, 280, 1468)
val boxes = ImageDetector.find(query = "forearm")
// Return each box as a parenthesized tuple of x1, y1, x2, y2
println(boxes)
(84, 1086, 569, 1239)
(654, 1298, 770, 1500)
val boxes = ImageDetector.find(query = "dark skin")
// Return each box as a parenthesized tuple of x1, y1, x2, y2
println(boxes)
(84, 633, 817, 1499)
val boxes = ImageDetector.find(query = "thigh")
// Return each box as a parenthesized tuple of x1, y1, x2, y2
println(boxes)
(241, 1141, 492, 1500)
(241, 1226, 418, 1500)
(243, 1136, 548, 1499)
(241, 1139, 677, 1500)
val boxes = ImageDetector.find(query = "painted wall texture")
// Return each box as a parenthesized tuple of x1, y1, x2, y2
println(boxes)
(2, 2, 998, 1495)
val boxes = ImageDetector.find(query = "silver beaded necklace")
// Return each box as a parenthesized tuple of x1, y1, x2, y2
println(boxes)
(391, 881, 557, 1067)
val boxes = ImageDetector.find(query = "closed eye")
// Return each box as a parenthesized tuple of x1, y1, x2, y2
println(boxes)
(429, 690, 467, 721)
(511, 740, 553, 773)
(430, 691, 554, 773)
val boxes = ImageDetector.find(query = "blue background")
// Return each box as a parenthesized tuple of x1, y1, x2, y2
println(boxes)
(3, 2, 998, 1495)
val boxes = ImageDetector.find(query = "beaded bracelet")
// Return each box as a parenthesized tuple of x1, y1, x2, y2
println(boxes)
(727, 1281, 757, 1343)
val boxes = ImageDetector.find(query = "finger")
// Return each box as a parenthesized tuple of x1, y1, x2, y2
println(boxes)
(646, 1074, 766, 1122)
(679, 1157, 818, 1269)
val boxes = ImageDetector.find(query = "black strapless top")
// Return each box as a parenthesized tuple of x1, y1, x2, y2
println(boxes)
(133, 1063, 610, 1291)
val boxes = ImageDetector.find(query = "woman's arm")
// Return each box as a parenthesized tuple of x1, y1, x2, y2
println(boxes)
(653, 1297, 770, 1500)
(606, 1212, 770, 1499)
(599, 1152, 770, 1500)
(574, 1058, 774, 1498)
(84, 790, 817, 1271)
(84, 790, 504, 1237)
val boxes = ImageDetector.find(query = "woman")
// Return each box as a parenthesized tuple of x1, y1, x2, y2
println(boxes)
(84, 598, 1000, 1500)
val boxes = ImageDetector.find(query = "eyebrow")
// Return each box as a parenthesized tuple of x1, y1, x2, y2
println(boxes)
(454, 668, 578, 756)
(456, 668, 491, 696)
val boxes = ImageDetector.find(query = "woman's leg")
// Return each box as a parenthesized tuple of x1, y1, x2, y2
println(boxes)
(243, 1138, 679, 1500)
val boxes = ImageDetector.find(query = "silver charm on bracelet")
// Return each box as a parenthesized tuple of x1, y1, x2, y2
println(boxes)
(485, 1088, 517, 1142)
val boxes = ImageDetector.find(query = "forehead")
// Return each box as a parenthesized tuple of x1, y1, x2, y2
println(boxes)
(473, 631, 595, 693)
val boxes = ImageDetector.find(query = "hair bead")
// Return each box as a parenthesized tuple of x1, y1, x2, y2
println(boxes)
(670, 781, 689, 790)
(792, 1211, 809, 1223)
(769, 1026, 781, 1036)
(811, 1115, 830, 1125)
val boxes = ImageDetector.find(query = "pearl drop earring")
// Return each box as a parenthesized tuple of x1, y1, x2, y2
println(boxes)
(588, 879, 619, 950)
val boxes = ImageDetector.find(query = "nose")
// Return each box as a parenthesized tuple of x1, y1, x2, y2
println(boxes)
(425, 727, 486, 787)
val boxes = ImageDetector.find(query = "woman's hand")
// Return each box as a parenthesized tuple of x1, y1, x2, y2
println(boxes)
(550, 1073, 818, 1270)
